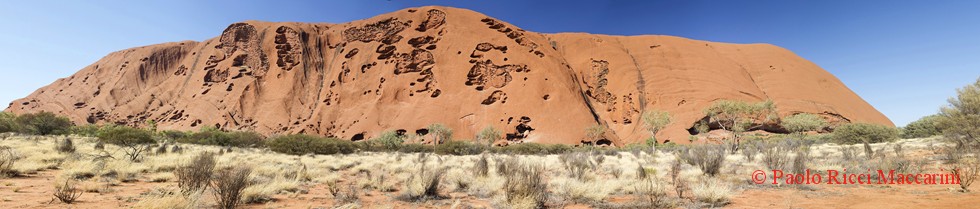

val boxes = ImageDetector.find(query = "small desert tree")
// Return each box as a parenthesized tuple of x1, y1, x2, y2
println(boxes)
(641, 110, 671, 146)
(181, 126, 263, 147)
(585, 124, 607, 145)
(832, 123, 899, 145)
(98, 126, 155, 162)
(146, 120, 158, 133)
(374, 131, 404, 151)
(0, 112, 18, 133)
(832, 123, 899, 159)
(901, 114, 944, 139)
(427, 123, 453, 145)
(15, 112, 73, 135)
(938, 78, 980, 192)
(476, 126, 501, 147)
(211, 166, 252, 209)
(176, 152, 216, 194)
(781, 113, 827, 140)
(939, 77, 980, 148)
(703, 100, 778, 153)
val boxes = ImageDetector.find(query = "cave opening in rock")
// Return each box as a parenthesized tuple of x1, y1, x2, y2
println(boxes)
(415, 129, 429, 136)
(351, 133, 365, 141)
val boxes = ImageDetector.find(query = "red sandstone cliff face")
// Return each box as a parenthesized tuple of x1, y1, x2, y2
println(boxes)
(5, 6, 893, 145)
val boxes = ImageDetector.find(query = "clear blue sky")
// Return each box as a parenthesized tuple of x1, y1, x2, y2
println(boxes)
(1, 1, 978, 126)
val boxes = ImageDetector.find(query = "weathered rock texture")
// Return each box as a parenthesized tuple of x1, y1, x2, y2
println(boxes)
(5, 6, 893, 145)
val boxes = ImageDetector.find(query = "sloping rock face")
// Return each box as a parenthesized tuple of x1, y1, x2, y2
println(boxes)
(5, 6, 893, 145)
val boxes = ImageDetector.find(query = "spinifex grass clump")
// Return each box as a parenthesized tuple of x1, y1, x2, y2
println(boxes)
(502, 160, 546, 209)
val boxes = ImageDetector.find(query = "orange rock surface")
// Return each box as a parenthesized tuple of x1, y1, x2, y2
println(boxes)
(4, 6, 892, 145)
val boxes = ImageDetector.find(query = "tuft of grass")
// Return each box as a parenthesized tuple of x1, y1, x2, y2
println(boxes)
(552, 177, 611, 204)
(636, 163, 648, 179)
(446, 168, 472, 192)
(94, 142, 104, 150)
(741, 141, 761, 161)
(678, 145, 726, 176)
(147, 173, 173, 183)
(79, 180, 113, 194)
(632, 178, 675, 208)
(474, 154, 489, 177)
(792, 145, 812, 174)
(560, 152, 595, 180)
(155, 144, 168, 155)
(608, 165, 623, 179)
(398, 162, 447, 201)
(893, 143, 905, 158)
(690, 177, 732, 206)
(334, 183, 360, 205)
(762, 142, 789, 171)
(840, 146, 858, 161)
(55, 137, 75, 153)
(133, 189, 202, 209)
(246, 173, 302, 196)
(502, 160, 546, 209)
(670, 158, 686, 199)
(53, 179, 83, 204)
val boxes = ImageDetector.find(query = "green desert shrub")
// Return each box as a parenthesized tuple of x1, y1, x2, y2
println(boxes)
(219, 131, 264, 147)
(179, 127, 263, 147)
(398, 143, 435, 153)
(703, 100, 778, 153)
(15, 112, 73, 135)
(677, 144, 727, 176)
(585, 124, 607, 144)
(434, 140, 485, 155)
(68, 124, 101, 137)
(832, 123, 899, 145)
(641, 110, 672, 145)
(427, 123, 453, 145)
(98, 126, 155, 161)
(266, 134, 318, 155)
(901, 114, 943, 139)
(266, 134, 355, 155)
(940, 78, 980, 148)
(494, 143, 571, 155)
(0, 112, 19, 133)
(97, 125, 155, 144)
(937, 78, 980, 193)
(476, 126, 502, 146)
(808, 133, 833, 143)
(160, 130, 190, 140)
(372, 131, 404, 151)
(781, 113, 828, 138)
(355, 139, 384, 152)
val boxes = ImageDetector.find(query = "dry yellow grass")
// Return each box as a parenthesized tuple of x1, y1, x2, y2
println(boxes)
(0, 134, 951, 208)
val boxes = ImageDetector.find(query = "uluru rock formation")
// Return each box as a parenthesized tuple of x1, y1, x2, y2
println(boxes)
(5, 6, 893, 145)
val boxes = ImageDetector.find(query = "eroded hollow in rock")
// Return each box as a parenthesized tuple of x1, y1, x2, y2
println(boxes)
(505, 116, 534, 141)
(685, 115, 790, 136)
(351, 133, 365, 141)
(415, 129, 429, 136)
